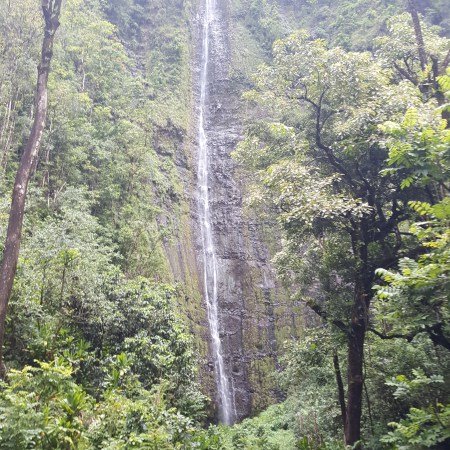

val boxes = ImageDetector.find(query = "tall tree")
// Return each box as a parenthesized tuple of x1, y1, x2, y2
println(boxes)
(234, 21, 448, 445)
(235, 36, 409, 444)
(0, 0, 62, 378)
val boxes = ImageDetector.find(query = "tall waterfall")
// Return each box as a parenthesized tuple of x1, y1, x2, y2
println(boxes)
(197, 0, 234, 425)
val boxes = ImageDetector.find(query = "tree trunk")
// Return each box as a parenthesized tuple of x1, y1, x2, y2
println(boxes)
(407, 0, 427, 71)
(344, 233, 372, 448)
(333, 350, 347, 434)
(0, 97, 13, 148)
(0, 0, 62, 379)
(345, 320, 365, 447)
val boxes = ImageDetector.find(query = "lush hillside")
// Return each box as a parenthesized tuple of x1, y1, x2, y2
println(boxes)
(0, 0, 214, 447)
(224, 0, 450, 448)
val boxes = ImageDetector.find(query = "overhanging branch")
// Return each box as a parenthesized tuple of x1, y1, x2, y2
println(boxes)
(306, 300, 351, 337)
(368, 324, 450, 351)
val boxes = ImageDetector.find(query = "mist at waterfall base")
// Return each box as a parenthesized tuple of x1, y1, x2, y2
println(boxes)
(197, 0, 236, 426)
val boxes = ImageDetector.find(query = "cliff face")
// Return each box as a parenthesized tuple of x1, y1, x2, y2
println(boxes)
(158, 0, 301, 421)
(122, 0, 302, 421)
(158, 0, 449, 421)
(194, 0, 299, 420)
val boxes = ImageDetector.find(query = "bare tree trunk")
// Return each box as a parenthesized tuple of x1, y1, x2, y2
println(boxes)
(345, 320, 365, 447)
(1, 90, 18, 171)
(344, 233, 371, 448)
(407, 0, 427, 71)
(1, 115, 16, 172)
(0, 97, 13, 147)
(0, 0, 62, 379)
(363, 379, 374, 436)
(333, 350, 347, 435)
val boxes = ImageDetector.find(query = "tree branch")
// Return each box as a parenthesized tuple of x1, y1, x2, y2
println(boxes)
(369, 323, 450, 351)
(333, 350, 347, 433)
(306, 300, 351, 336)
(314, 91, 358, 190)
(368, 327, 414, 342)
(393, 61, 418, 85)
(442, 49, 450, 70)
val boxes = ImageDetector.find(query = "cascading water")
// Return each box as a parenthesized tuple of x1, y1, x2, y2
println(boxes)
(197, 0, 235, 425)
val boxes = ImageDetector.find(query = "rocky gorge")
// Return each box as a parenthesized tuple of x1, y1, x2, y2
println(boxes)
(2, 3, 448, 444)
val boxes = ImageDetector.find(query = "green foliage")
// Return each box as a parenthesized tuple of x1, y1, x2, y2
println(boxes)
(8, 222, 208, 416)
(438, 69, 450, 104)
(0, 0, 194, 285)
(0, 356, 216, 449)
(0, 358, 92, 449)
(234, 28, 420, 333)
(374, 97, 450, 350)
(233, 7, 450, 449)
(374, 198, 450, 345)
(385, 369, 444, 402)
(0, 1, 209, 447)
(277, 0, 450, 51)
(376, 13, 448, 69)
(0, 0, 41, 179)
(295, 437, 346, 450)
(379, 106, 449, 190)
(370, 75, 450, 450)
(273, 1, 402, 51)
(217, 403, 296, 449)
(1, 0, 450, 448)
(280, 329, 345, 444)
(237, 0, 284, 53)
(1, 199, 209, 447)
(381, 403, 450, 449)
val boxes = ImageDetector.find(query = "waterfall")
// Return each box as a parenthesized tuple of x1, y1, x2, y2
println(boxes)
(197, 0, 235, 425)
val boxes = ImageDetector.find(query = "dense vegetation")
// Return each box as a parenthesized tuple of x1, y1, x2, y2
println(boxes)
(0, 0, 449, 449)
(0, 0, 213, 447)
(231, 2, 450, 448)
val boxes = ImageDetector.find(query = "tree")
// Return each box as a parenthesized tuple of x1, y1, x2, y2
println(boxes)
(234, 22, 448, 445)
(372, 76, 450, 350)
(0, 0, 41, 172)
(407, 0, 428, 71)
(374, 199, 450, 349)
(371, 64, 449, 351)
(375, 10, 449, 101)
(0, 0, 63, 378)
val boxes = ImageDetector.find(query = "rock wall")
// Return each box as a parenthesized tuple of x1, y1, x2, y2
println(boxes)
(158, 0, 302, 421)
(191, 0, 300, 420)
(112, 0, 450, 423)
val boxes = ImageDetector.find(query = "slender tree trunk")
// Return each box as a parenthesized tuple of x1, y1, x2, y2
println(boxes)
(1, 116, 16, 171)
(363, 379, 374, 436)
(0, 0, 62, 379)
(333, 350, 347, 434)
(407, 0, 427, 71)
(1, 117, 16, 172)
(0, 97, 13, 147)
(1, 90, 18, 171)
(345, 317, 365, 447)
(344, 232, 371, 447)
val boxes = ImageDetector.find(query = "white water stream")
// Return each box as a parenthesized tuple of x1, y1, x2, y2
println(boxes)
(197, 0, 234, 425)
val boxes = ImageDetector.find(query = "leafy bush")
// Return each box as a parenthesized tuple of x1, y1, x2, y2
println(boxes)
(0, 355, 216, 449)
(381, 404, 450, 449)
(0, 358, 92, 449)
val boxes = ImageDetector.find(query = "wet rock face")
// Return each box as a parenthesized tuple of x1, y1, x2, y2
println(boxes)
(190, 0, 299, 422)
(192, 0, 251, 421)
